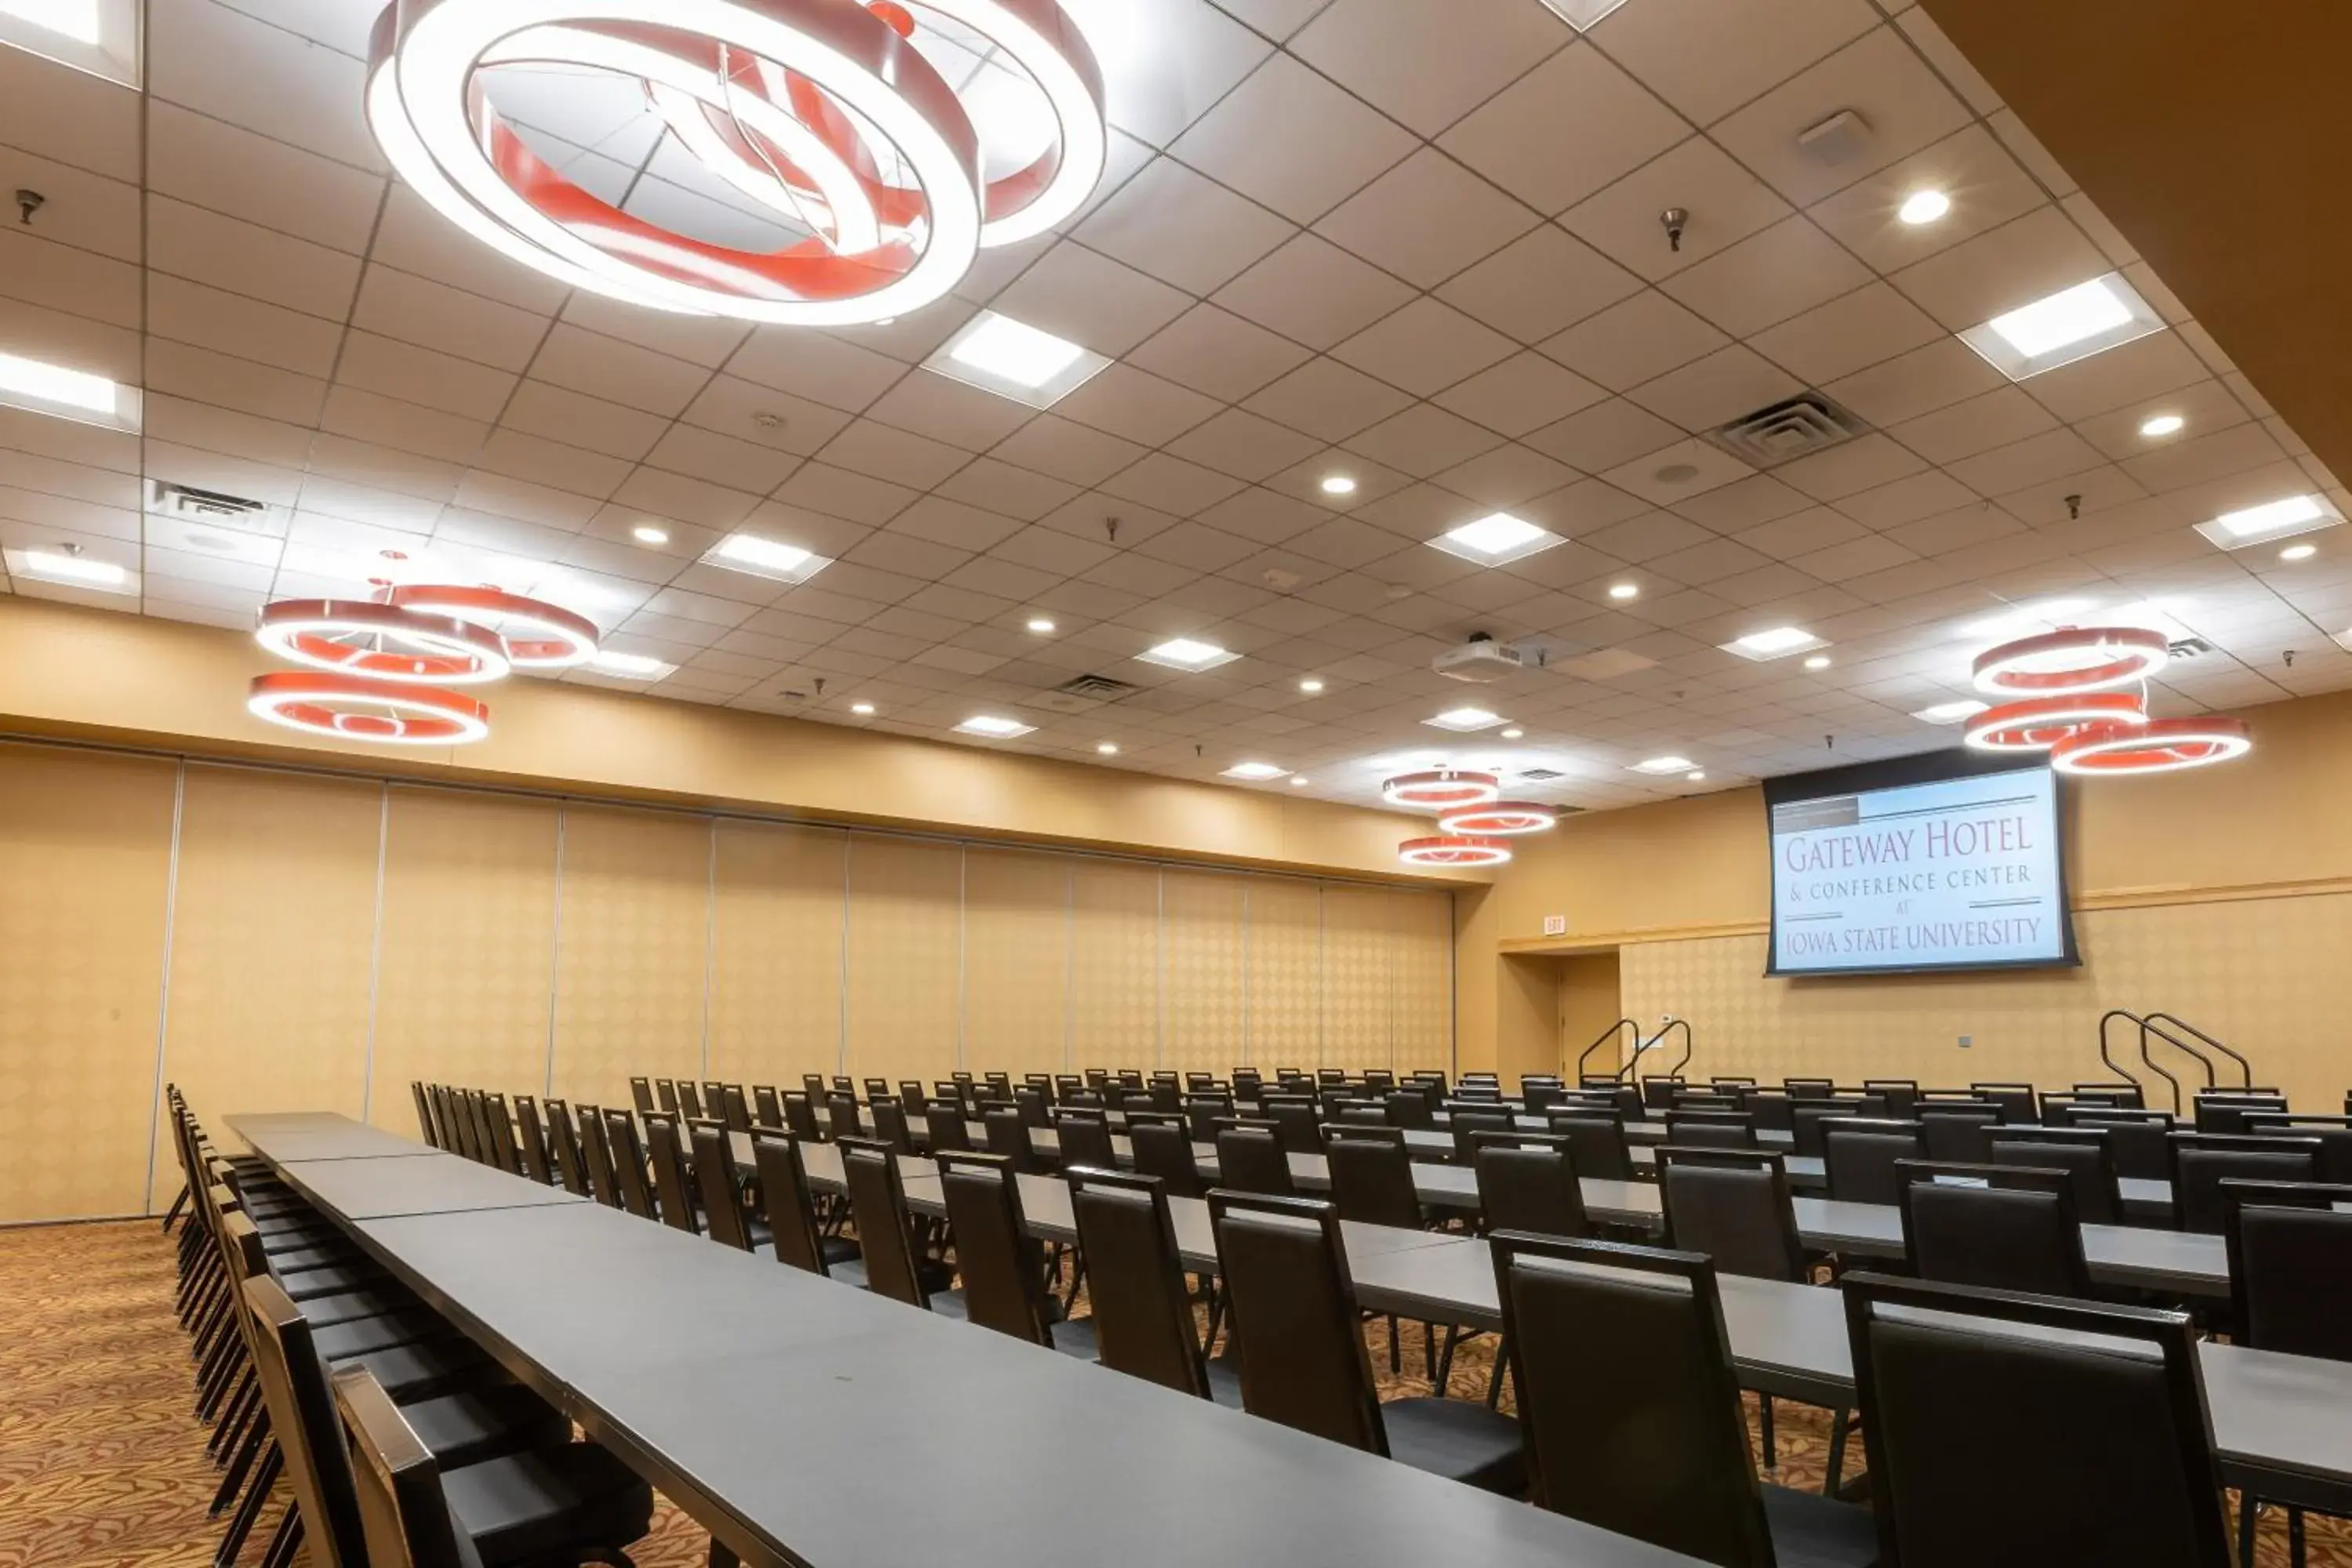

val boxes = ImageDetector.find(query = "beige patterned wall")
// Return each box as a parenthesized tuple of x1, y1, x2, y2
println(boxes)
(0, 745, 176, 1222)
(0, 742, 1454, 1223)
(1618, 895, 2352, 1112)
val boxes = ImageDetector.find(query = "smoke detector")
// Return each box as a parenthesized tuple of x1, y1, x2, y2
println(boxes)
(1432, 634, 1530, 684)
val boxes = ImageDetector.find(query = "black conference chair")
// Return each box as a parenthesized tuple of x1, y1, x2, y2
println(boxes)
(1184, 1094, 1234, 1145)
(826, 1093, 863, 1143)
(1051, 1108, 1118, 1172)
(1966, 1082, 2039, 1125)
(655, 1078, 680, 1114)
(510, 1095, 554, 1185)
(1896, 1160, 2089, 1297)
(749, 1129, 861, 1281)
(1128, 1117, 1203, 1197)
(2194, 1093, 2290, 1134)
(1214, 1121, 1295, 1196)
(982, 1105, 1041, 1174)
(1385, 1087, 1436, 1131)
(865, 1098, 913, 1153)
(924, 1102, 975, 1154)
(1822, 1119, 1926, 1207)
(1492, 1232, 1876, 1566)
(720, 1084, 753, 1134)
(604, 1111, 662, 1224)
(573, 1105, 622, 1209)
(1065, 1168, 1237, 1404)
(674, 1081, 705, 1121)
(1657, 1147, 1836, 1479)
(1862, 1079, 1920, 1117)
(644, 1112, 704, 1235)
(2223, 1180, 2352, 1563)
(2170, 1132, 2320, 1233)
(409, 1081, 437, 1146)
(1449, 1108, 1517, 1164)
(1544, 1110, 1633, 1181)
(782, 1091, 824, 1142)
(1842, 1272, 2234, 1568)
(540, 1099, 590, 1197)
(629, 1076, 655, 1116)
(1918, 1104, 2002, 1164)
(751, 1083, 783, 1129)
(1263, 1096, 1323, 1154)
(2070, 1108, 2176, 1181)
(689, 1120, 758, 1250)
(1989, 1127, 2122, 1225)
(935, 1153, 1094, 1358)
(2247, 1114, 2352, 1183)
(1665, 1109, 1756, 1150)
(840, 1138, 957, 1313)
(1206, 1191, 1523, 1494)
(1323, 1126, 1425, 1230)
(1471, 1132, 1589, 1239)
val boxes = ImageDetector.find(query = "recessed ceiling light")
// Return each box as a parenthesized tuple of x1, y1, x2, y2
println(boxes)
(1914, 699, 1991, 724)
(1537, 0, 1632, 27)
(1896, 189, 1951, 226)
(1959, 274, 2163, 380)
(1137, 637, 1239, 671)
(1631, 756, 1697, 775)
(630, 523, 670, 545)
(1, 0, 100, 42)
(2194, 493, 2343, 550)
(0, 348, 139, 430)
(956, 714, 1035, 739)
(2140, 414, 2185, 439)
(1025, 616, 1056, 633)
(1290, 775, 1309, 786)
(702, 532, 829, 584)
(0, 0, 138, 86)
(1500, 727, 1524, 739)
(1425, 706, 1505, 732)
(11, 546, 130, 590)
(850, 702, 875, 716)
(587, 650, 673, 679)
(1686, 771, 1706, 782)
(1608, 582, 1639, 601)
(1319, 474, 1358, 496)
(925, 309, 1110, 408)
(1096, 741, 1120, 755)
(1803, 654, 1832, 671)
(1431, 512, 1564, 566)
(1223, 761, 1289, 781)
(1722, 626, 1826, 661)
(2281, 543, 2318, 562)
(1298, 677, 1325, 694)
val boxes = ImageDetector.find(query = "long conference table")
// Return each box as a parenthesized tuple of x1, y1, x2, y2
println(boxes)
(228, 1112, 1702, 1568)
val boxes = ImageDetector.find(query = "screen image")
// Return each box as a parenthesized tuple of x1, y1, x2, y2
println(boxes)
(1765, 753, 2077, 977)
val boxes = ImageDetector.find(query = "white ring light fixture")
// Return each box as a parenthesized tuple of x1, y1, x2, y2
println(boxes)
(1963, 692, 2146, 752)
(255, 599, 514, 685)
(2049, 717, 2252, 775)
(247, 672, 494, 746)
(1397, 835, 1512, 868)
(1382, 770, 1501, 810)
(364, 0, 1104, 325)
(1973, 625, 2169, 697)
(389, 584, 601, 669)
(1436, 800, 1559, 836)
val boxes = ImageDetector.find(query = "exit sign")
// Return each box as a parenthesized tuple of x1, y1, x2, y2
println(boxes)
(1542, 915, 1567, 936)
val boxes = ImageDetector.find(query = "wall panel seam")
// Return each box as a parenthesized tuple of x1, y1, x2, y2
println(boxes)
(139, 760, 187, 1217)
(358, 783, 390, 1124)
(543, 806, 566, 1099)
(701, 819, 717, 1079)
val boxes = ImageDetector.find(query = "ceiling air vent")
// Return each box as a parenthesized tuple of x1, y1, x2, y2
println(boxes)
(1517, 768, 1567, 782)
(147, 480, 287, 537)
(2167, 637, 2215, 660)
(1055, 673, 1139, 699)
(1702, 392, 1869, 470)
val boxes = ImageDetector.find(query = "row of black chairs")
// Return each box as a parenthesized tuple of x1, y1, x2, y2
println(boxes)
(159, 1088, 653, 1568)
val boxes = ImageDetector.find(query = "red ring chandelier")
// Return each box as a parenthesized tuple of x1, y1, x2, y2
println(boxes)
(247, 564, 601, 746)
(1382, 770, 1501, 810)
(1436, 800, 1559, 837)
(1397, 835, 1513, 869)
(1963, 622, 2251, 777)
(363, 0, 1107, 325)
(1385, 768, 1558, 866)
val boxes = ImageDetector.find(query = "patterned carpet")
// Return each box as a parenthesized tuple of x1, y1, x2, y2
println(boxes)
(0, 1219, 2339, 1566)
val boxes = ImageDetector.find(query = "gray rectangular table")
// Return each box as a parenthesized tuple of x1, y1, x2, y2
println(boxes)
(242, 1113, 1704, 1568)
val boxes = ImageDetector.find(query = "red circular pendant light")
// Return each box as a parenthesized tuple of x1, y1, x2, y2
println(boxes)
(1397, 835, 1512, 868)
(2049, 717, 2252, 775)
(1382, 770, 1501, 809)
(246, 671, 493, 746)
(389, 584, 600, 669)
(1973, 624, 2169, 697)
(254, 599, 514, 685)
(1436, 800, 1559, 836)
(1962, 617, 2250, 777)
(1964, 691, 2147, 752)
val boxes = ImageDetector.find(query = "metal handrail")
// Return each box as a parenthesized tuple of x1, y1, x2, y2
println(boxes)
(2143, 1012, 2254, 1091)
(1575, 1018, 1642, 1081)
(1641, 1018, 1694, 1083)
(2095, 1010, 2148, 1098)
(2132, 1022, 2194, 1113)
(2140, 1017, 2217, 1105)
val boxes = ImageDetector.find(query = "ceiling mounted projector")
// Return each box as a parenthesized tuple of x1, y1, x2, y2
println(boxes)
(1433, 635, 1529, 684)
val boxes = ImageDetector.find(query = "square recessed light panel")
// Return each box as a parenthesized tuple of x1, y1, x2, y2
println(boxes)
(1719, 626, 1827, 662)
(1629, 755, 1697, 775)
(699, 532, 831, 584)
(925, 310, 1111, 408)
(956, 714, 1036, 738)
(1538, 0, 1633, 26)
(1425, 707, 1506, 732)
(1913, 699, 1990, 724)
(2193, 494, 2344, 550)
(0, 348, 140, 432)
(0, 0, 137, 85)
(586, 650, 676, 681)
(1136, 637, 1240, 672)
(5, 545, 137, 595)
(1429, 513, 1565, 567)
(1958, 273, 2165, 380)
(1222, 762, 1290, 780)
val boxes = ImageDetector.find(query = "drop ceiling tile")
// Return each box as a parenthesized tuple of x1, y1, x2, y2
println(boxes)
(1341, 404, 1505, 478)
(366, 188, 568, 315)
(1737, 506, 1868, 559)
(316, 387, 489, 466)
(0, 148, 136, 267)
(1710, 25, 1971, 209)
(2122, 422, 2289, 496)
(1601, 437, 1756, 506)
(0, 226, 140, 328)
(1776, 432, 1929, 502)
(642, 424, 802, 497)
(1748, 282, 1945, 387)
(1166, 409, 1326, 483)
(151, 0, 379, 171)
(816, 419, 972, 491)
(1437, 41, 1690, 216)
(528, 325, 710, 418)
(1314, 148, 1541, 290)
(1127, 304, 1315, 402)
(147, 274, 344, 379)
(1581, 510, 1726, 564)
(1194, 487, 1329, 546)
(1824, 336, 2006, 427)
(1288, 0, 1572, 138)
(333, 332, 516, 423)
(2020, 328, 2209, 424)
(2074, 382, 2252, 463)
(1101, 452, 1250, 514)
(678, 377, 854, 459)
(1563, 137, 1796, 284)
(1330, 296, 1519, 397)
(1671, 474, 1817, 533)
(1541, 290, 1731, 393)
(1241, 359, 1417, 444)
(1166, 53, 1419, 224)
(1433, 353, 1609, 439)
(1434, 223, 1646, 347)
(1523, 398, 1689, 474)
(1052, 363, 1223, 446)
(1062, 0, 1272, 148)
(723, 328, 908, 412)
(501, 382, 667, 463)
(1833, 469, 1979, 531)
(864, 372, 1039, 453)
(557, 293, 753, 371)
(1624, 345, 1806, 433)
(987, 415, 1149, 488)
(1131, 520, 1263, 572)
(1987, 108, 2076, 199)
(988, 241, 1192, 358)
(1805, 122, 2041, 274)
(1432, 444, 1581, 509)
(1889, 204, 2112, 332)
(1942, 429, 2106, 496)
(1210, 232, 1418, 350)
(1588, 0, 1877, 125)
(1661, 217, 1874, 339)
(933, 458, 1083, 523)
(1075, 155, 1297, 293)
(886, 495, 1029, 554)
(146, 195, 362, 322)
(1888, 387, 2058, 466)
(0, 44, 142, 182)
